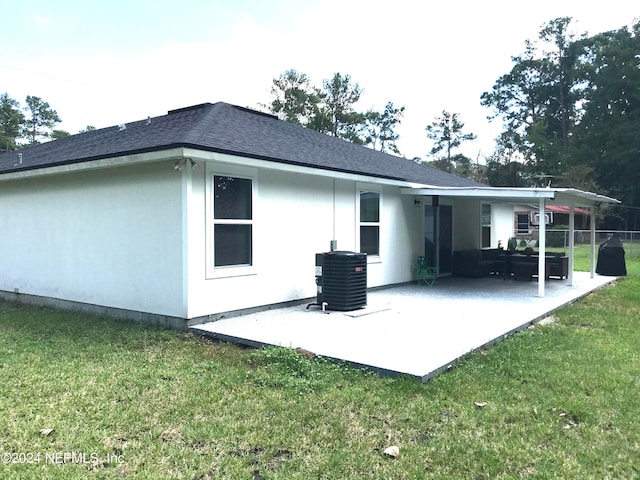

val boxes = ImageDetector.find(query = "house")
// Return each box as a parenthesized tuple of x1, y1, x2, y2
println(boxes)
(0, 102, 619, 328)
(514, 205, 592, 246)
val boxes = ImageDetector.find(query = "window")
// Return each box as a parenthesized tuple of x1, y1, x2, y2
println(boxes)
(213, 175, 252, 267)
(359, 191, 380, 256)
(516, 213, 530, 234)
(481, 203, 491, 248)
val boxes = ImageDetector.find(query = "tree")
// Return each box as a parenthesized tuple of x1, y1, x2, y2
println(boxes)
(264, 70, 407, 151)
(484, 131, 529, 186)
(321, 73, 365, 143)
(538, 17, 583, 150)
(265, 69, 323, 127)
(481, 17, 586, 179)
(555, 164, 598, 192)
(480, 40, 548, 136)
(364, 102, 405, 154)
(482, 17, 640, 227)
(79, 125, 96, 133)
(0, 93, 24, 152)
(425, 110, 476, 173)
(22, 95, 61, 145)
(570, 21, 640, 225)
(51, 129, 70, 139)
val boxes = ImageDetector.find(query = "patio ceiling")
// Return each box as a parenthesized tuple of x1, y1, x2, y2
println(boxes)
(401, 185, 620, 299)
(400, 186, 620, 207)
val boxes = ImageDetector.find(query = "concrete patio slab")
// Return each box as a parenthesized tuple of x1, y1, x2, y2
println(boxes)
(191, 272, 618, 381)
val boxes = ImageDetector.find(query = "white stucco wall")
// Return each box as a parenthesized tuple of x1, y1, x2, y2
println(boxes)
(2, 151, 495, 322)
(453, 198, 481, 250)
(492, 203, 515, 247)
(369, 185, 422, 287)
(0, 163, 184, 316)
(185, 160, 422, 318)
(450, 199, 513, 250)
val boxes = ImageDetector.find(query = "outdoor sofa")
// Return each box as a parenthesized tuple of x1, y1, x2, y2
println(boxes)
(504, 251, 569, 280)
(452, 249, 568, 280)
(452, 248, 503, 277)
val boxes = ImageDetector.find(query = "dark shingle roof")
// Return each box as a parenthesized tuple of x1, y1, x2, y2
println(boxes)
(0, 102, 482, 187)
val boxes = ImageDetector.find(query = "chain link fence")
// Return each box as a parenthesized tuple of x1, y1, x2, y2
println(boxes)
(545, 229, 640, 258)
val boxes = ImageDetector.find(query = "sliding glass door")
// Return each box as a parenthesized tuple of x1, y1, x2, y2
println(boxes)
(424, 204, 452, 274)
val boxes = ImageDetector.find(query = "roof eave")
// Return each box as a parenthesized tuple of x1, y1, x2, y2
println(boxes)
(0, 143, 416, 187)
(401, 186, 556, 200)
(184, 147, 420, 187)
(401, 186, 620, 206)
(0, 147, 187, 182)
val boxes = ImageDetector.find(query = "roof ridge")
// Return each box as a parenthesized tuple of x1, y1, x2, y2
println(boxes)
(231, 104, 278, 119)
(0, 100, 486, 188)
(180, 102, 227, 145)
(167, 102, 214, 115)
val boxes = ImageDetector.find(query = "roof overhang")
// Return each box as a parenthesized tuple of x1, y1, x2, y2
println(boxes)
(0, 146, 424, 189)
(185, 148, 423, 188)
(0, 148, 187, 182)
(550, 188, 620, 206)
(401, 186, 620, 207)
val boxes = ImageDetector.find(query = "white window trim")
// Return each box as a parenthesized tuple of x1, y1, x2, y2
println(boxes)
(481, 203, 492, 227)
(356, 183, 382, 262)
(205, 164, 258, 279)
(516, 212, 530, 235)
(481, 203, 492, 248)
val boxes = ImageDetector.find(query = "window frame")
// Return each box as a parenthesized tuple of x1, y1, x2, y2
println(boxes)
(357, 185, 381, 260)
(206, 165, 257, 279)
(481, 203, 492, 248)
(516, 213, 530, 235)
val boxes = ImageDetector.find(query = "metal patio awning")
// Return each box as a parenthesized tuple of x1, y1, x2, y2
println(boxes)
(401, 185, 621, 298)
(400, 186, 620, 207)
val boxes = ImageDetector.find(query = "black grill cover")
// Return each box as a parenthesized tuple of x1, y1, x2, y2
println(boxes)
(596, 236, 627, 276)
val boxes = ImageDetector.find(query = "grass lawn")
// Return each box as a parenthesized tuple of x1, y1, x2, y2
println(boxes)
(1, 252, 639, 478)
(556, 242, 640, 272)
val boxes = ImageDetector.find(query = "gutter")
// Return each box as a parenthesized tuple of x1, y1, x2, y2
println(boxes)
(0, 143, 424, 189)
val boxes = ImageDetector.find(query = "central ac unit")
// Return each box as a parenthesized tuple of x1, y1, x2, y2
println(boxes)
(313, 251, 367, 311)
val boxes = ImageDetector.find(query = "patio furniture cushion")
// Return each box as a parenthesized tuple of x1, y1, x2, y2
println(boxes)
(511, 261, 537, 281)
(528, 253, 569, 279)
(452, 250, 492, 277)
(547, 255, 568, 279)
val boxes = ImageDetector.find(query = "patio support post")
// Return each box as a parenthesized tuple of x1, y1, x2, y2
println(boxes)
(590, 206, 596, 278)
(538, 198, 546, 298)
(568, 206, 575, 286)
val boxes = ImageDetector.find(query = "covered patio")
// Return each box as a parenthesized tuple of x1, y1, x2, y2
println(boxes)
(192, 272, 617, 381)
(401, 186, 621, 298)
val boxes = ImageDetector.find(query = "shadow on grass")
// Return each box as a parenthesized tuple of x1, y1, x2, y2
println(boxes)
(0, 300, 194, 359)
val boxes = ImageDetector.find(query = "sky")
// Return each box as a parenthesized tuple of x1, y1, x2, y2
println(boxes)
(1, 0, 637, 161)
